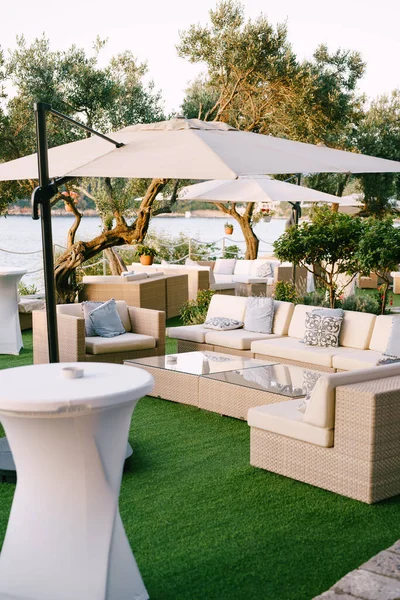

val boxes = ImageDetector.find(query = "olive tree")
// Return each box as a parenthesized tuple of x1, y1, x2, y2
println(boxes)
(355, 217, 400, 313)
(273, 206, 364, 308)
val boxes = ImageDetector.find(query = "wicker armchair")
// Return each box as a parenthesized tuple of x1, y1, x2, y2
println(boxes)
(33, 301, 165, 365)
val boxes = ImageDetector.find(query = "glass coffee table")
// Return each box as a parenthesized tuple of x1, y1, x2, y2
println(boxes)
(125, 351, 272, 407)
(125, 352, 321, 419)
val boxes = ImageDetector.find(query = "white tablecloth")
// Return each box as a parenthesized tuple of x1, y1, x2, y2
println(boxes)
(0, 268, 26, 355)
(0, 362, 154, 600)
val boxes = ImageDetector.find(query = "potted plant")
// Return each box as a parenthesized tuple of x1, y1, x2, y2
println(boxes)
(260, 207, 275, 223)
(135, 244, 158, 266)
(224, 222, 234, 235)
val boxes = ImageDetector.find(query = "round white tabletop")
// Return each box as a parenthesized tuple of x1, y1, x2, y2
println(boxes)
(0, 362, 154, 600)
(0, 267, 27, 355)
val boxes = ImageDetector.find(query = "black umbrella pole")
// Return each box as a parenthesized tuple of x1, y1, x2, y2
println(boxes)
(34, 102, 59, 363)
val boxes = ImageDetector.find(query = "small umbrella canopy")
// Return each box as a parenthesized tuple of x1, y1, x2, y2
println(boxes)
(179, 175, 349, 205)
(1, 117, 400, 181)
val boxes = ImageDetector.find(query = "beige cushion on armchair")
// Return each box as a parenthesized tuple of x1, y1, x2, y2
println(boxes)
(86, 333, 156, 355)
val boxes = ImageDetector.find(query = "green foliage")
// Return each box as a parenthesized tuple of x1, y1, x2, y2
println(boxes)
(341, 292, 381, 315)
(0, 36, 165, 218)
(224, 222, 233, 229)
(302, 289, 329, 307)
(180, 289, 215, 325)
(224, 245, 243, 259)
(134, 244, 157, 257)
(274, 206, 364, 307)
(178, 1, 364, 145)
(18, 282, 39, 296)
(273, 281, 299, 304)
(356, 217, 400, 280)
(355, 91, 400, 216)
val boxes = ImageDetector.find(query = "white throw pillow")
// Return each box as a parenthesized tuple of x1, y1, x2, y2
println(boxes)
(244, 297, 275, 334)
(379, 317, 400, 364)
(256, 262, 273, 278)
(214, 258, 236, 275)
(204, 317, 244, 331)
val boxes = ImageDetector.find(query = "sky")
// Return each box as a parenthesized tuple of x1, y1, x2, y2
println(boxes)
(1, 0, 399, 114)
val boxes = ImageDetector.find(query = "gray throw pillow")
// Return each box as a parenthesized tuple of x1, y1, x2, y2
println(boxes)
(244, 297, 275, 334)
(81, 301, 104, 337)
(89, 298, 126, 338)
(204, 317, 244, 331)
(379, 317, 400, 364)
(256, 262, 273, 278)
(303, 312, 343, 347)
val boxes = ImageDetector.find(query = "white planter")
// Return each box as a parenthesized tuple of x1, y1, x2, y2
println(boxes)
(262, 215, 272, 223)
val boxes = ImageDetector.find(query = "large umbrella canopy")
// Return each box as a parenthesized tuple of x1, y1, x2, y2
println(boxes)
(1, 117, 400, 181)
(178, 175, 355, 205)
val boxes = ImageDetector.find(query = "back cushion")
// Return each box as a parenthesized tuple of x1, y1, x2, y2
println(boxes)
(339, 310, 376, 349)
(304, 362, 400, 429)
(214, 259, 236, 275)
(233, 260, 252, 276)
(369, 315, 395, 352)
(115, 300, 131, 332)
(206, 294, 248, 322)
(272, 301, 295, 335)
(287, 304, 310, 338)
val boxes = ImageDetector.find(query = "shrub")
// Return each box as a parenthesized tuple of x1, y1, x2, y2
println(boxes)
(180, 289, 215, 325)
(18, 282, 39, 296)
(302, 289, 329, 307)
(274, 281, 298, 304)
(341, 292, 381, 315)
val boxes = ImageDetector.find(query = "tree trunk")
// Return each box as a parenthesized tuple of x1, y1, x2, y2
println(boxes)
(380, 279, 389, 315)
(104, 247, 127, 275)
(54, 178, 168, 303)
(215, 201, 259, 259)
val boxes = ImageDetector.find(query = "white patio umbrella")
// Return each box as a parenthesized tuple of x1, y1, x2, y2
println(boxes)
(1, 117, 400, 181)
(0, 114, 398, 365)
(178, 175, 359, 207)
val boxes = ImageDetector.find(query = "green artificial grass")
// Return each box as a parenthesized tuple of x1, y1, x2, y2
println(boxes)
(0, 327, 399, 599)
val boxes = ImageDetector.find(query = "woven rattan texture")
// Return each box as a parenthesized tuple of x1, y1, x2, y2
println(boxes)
(250, 377, 400, 503)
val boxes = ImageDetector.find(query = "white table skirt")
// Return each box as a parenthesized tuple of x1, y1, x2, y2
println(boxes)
(0, 268, 26, 355)
(0, 362, 154, 600)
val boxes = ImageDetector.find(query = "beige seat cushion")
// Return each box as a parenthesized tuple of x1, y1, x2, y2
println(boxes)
(167, 324, 210, 343)
(250, 337, 356, 368)
(303, 362, 400, 429)
(213, 274, 234, 284)
(248, 400, 334, 447)
(204, 329, 283, 351)
(332, 349, 383, 371)
(206, 294, 248, 322)
(85, 332, 155, 355)
(210, 282, 236, 291)
(232, 275, 273, 284)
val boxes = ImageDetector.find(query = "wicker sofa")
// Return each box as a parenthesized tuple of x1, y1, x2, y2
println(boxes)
(33, 300, 165, 364)
(248, 363, 400, 503)
(168, 294, 399, 371)
(79, 273, 188, 318)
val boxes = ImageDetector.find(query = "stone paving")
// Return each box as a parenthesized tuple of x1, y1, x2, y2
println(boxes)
(314, 540, 400, 600)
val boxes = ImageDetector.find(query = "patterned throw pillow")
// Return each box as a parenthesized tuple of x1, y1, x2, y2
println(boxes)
(256, 262, 273, 278)
(303, 312, 343, 348)
(204, 317, 244, 331)
(297, 370, 322, 413)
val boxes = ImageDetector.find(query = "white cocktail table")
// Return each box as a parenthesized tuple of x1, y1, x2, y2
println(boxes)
(0, 362, 154, 600)
(0, 267, 26, 355)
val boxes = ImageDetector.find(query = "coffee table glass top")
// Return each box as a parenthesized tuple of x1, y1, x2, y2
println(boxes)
(204, 364, 322, 398)
(126, 351, 274, 375)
